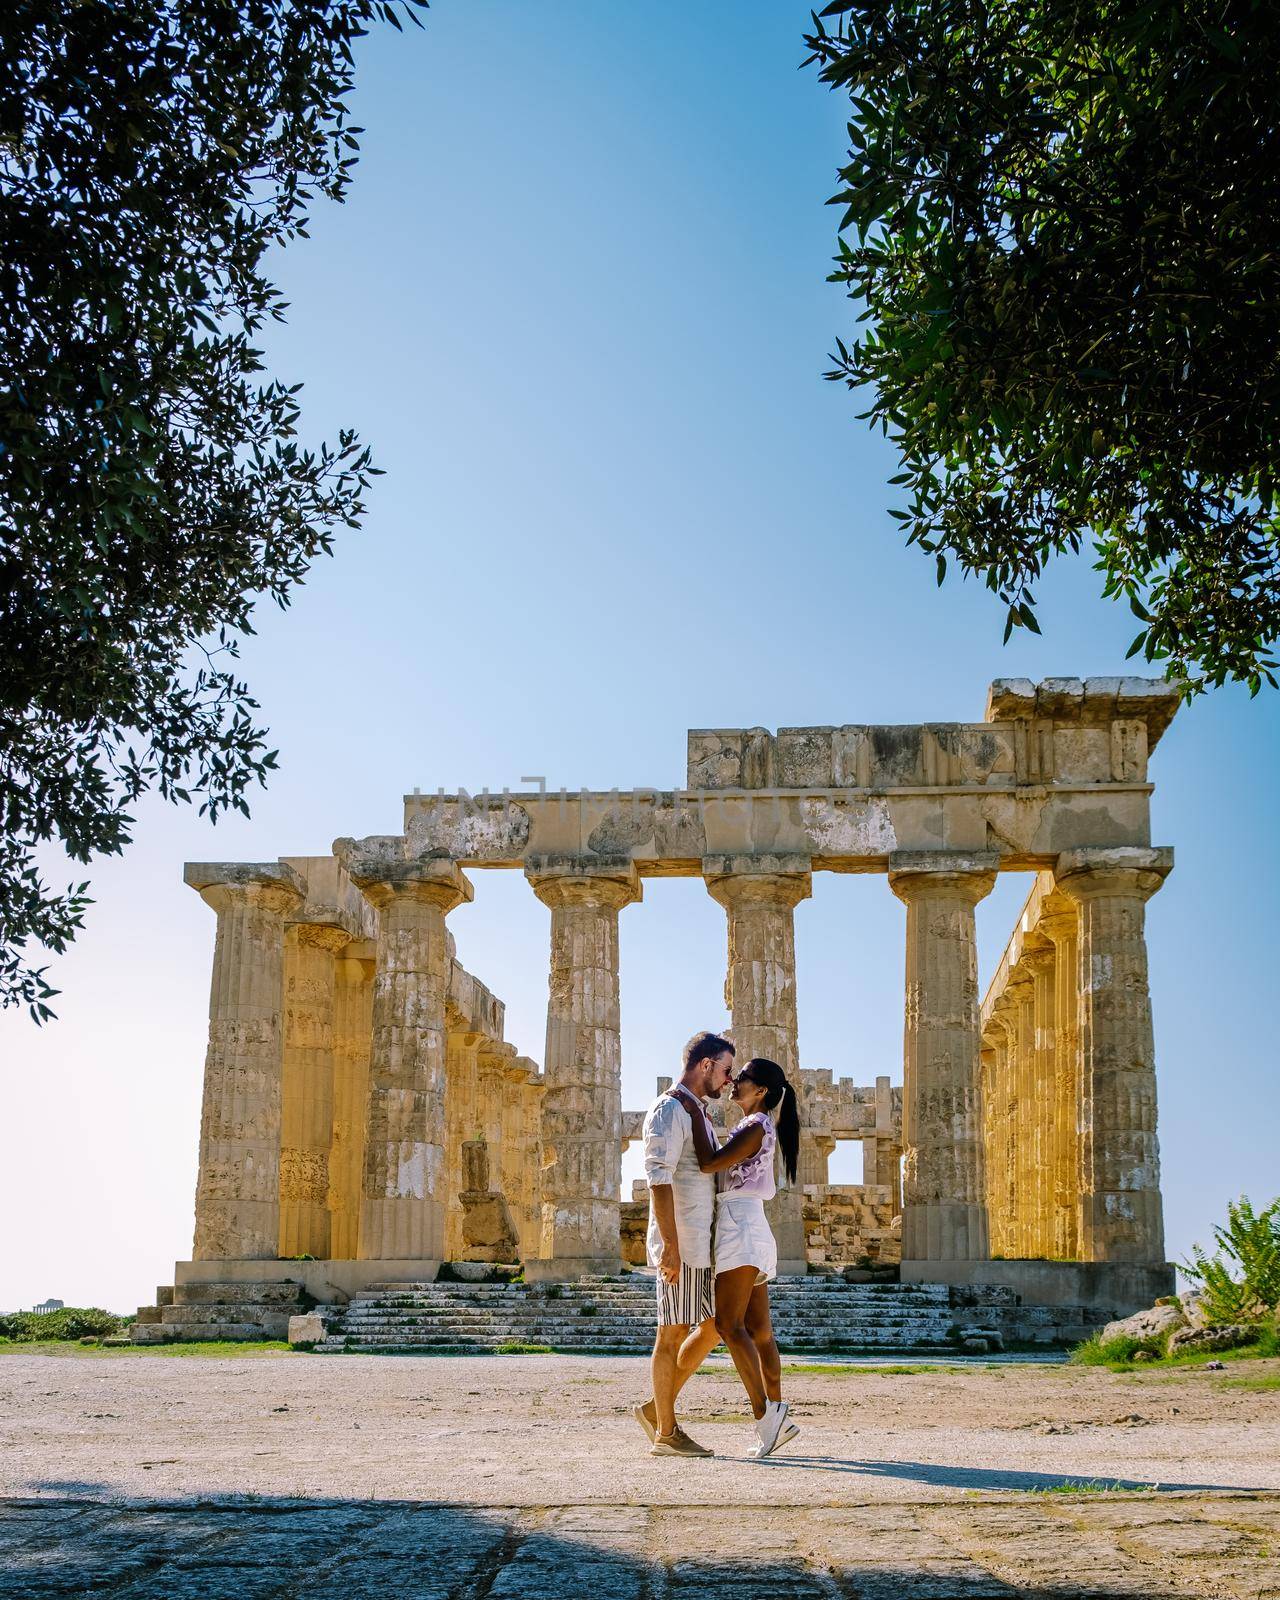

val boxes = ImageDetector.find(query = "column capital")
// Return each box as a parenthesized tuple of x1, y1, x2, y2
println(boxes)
(1035, 892, 1078, 948)
(888, 851, 998, 906)
(525, 855, 642, 911)
(344, 855, 474, 916)
(1055, 846, 1173, 903)
(185, 860, 306, 917)
(703, 853, 813, 911)
(1018, 941, 1056, 979)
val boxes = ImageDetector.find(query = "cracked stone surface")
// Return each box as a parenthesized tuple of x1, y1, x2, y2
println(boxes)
(2, 1352, 1278, 1596)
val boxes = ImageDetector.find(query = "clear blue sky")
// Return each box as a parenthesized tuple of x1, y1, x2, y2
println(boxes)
(2, 1, 1276, 1312)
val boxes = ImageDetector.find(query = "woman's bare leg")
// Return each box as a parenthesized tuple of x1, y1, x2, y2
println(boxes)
(714, 1265, 767, 1420)
(745, 1282, 782, 1403)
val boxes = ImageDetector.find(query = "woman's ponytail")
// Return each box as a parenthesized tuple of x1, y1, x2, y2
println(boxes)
(745, 1057, 800, 1185)
(775, 1081, 799, 1186)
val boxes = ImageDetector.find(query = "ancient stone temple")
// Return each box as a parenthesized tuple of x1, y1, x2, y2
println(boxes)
(134, 677, 1180, 1339)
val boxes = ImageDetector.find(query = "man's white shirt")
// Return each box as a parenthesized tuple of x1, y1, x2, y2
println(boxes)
(642, 1091, 716, 1269)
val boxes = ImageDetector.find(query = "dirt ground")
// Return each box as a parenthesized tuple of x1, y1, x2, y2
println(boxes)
(3, 1350, 1278, 1597)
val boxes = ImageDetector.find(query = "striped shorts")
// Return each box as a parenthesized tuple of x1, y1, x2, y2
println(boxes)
(656, 1262, 715, 1327)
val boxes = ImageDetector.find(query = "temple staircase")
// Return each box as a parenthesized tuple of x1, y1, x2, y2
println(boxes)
(312, 1275, 959, 1355)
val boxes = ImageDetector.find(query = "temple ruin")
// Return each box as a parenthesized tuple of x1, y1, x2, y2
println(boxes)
(133, 676, 1181, 1340)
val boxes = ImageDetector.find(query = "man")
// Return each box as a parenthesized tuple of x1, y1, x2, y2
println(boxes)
(633, 1030, 735, 1457)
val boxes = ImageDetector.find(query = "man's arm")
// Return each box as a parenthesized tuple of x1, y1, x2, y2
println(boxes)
(671, 1088, 764, 1174)
(649, 1182, 681, 1283)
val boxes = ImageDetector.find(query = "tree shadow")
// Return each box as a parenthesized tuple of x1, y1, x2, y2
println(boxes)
(749, 1455, 1267, 1493)
(0, 1485, 1232, 1599)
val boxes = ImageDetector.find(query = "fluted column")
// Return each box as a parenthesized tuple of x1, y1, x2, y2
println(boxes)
(1038, 898, 1081, 1260)
(1008, 966, 1037, 1257)
(985, 999, 1019, 1257)
(800, 1133, 836, 1188)
(185, 862, 305, 1260)
(1021, 939, 1057, 1259)
(443, 1029, 483, 1260)
(705, 853, 813, 1271)
(328, 938, 375, 1261)
(527, 856, 641, 1277)
(345, 857, 473, 1263)
(1056, 847, 1173, 1264)
(978, 1034, 1004, 1254)
(279, 922, 350, 1258)
(888, 851, 997, 1262)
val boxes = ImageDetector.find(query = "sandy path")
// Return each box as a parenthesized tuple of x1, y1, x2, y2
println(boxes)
(2, 1350, 1277, 1506)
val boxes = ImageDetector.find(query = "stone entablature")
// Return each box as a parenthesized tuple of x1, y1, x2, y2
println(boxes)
(141, 678, 1179, 1332)
(401, 676, 1178, 873)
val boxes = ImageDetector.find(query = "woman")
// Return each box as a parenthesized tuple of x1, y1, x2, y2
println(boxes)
(683, 1056, 801, 1459)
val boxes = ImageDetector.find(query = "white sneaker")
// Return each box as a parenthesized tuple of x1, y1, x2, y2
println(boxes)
(753, 1400, 789, 1458)
(750, 1419, 799, 1457)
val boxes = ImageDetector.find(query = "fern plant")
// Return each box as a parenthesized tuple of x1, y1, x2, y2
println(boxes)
(1182, 1197, 1280, 1325)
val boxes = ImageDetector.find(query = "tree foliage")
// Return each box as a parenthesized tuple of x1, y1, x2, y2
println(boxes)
(1182, 1195, 1280, 1325)
(0, 0, 425, 1020)
(804, 0, 1280, 695)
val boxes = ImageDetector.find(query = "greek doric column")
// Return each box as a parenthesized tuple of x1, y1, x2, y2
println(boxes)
(888, 851, 998, 1262)
(1021, 939, 1058, 1259)
(978, 1033, 1004, 1255)
(1037, 898, 1081, 1260)
(800, 1132, 836, 1188)
(344, 856, 473, 1263)
(705, 853, 813, 1271)
(328, 938, 375, 1261)
(185, 862, 305, 1260)
(279, 922, 350, 1259)
(1006, 965, 1037, 1257)
(527, 857, 642, 1276)
(985, 996, 1020, 1258)
(443, 1029, 483, 1260)
(1056, 846, 1173, 1263)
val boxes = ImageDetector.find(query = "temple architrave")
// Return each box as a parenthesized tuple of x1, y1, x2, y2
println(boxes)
(155, 677, 1180, 1323)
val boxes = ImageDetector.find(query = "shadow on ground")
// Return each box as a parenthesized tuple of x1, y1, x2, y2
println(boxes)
(1, 1486, 1261, 1599)
(755, 1456, 1258, 1493)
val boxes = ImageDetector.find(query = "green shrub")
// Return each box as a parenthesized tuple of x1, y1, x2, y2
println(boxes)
(0, 1307, 126, 1342)
(1182, 1196, 1280, 1325)
(1069, 1333, 1151, 1366)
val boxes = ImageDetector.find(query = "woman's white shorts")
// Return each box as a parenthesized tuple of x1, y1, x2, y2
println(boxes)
(713, 1193, 777, 1284)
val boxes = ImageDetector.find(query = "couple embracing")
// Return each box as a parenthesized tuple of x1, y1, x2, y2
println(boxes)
(633, 1031, 800, 1460)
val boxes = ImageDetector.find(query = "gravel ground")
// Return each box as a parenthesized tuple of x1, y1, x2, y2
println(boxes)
(2, 1349, 1278, 1505)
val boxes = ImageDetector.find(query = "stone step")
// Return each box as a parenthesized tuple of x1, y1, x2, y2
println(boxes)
(313, 1276, 964, 1357)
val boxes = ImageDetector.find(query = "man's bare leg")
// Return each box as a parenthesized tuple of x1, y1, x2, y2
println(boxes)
(674, 1318, 719, 1398)
(643, 1318, 717, 1439)
(651, 1325, 690, 1437)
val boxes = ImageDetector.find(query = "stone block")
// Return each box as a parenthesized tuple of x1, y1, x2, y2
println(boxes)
(1167, 1323, 1256, 1355)
(287, 1313, 327, 1347)
(128, 1323, 173, 1345)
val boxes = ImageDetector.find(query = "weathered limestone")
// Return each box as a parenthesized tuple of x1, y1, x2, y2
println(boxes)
(458, 1139, 520, 1263)
(185, 863, 305, 1260)
(1021, 939, 1057, 1259)
(705, 853, 812, 1271)
(328, 938, 375, 1260)
(339, 850, 474, 1265)
(889, 852, 997, 1263)
(1057, 846, 1172, 1264)
(279, 922, 350, 1259)
(1038, 897, 1082, 1260)
(442, 1030, 484, 1261)
(146, 679, 1178, 1334)
(526, 856, 641, 1278)
(498, 1054, 543, 1259)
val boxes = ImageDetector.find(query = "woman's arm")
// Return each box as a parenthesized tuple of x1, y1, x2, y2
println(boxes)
(670, 1091, 764, 1173)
